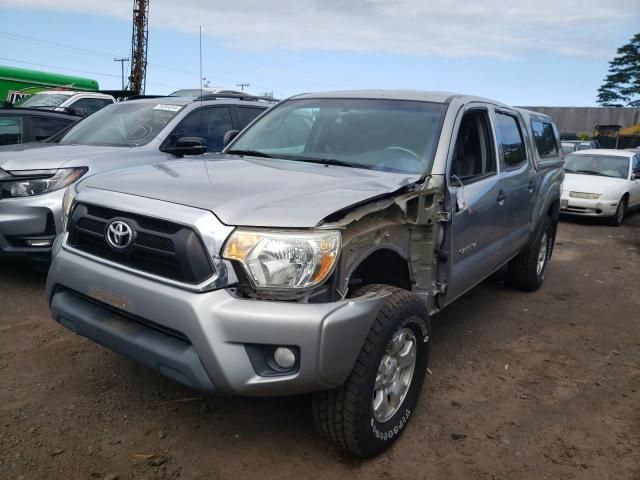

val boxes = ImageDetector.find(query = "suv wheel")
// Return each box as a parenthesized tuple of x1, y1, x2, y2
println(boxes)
(506, 215, 554, 291)
(312, 284, 430, 458)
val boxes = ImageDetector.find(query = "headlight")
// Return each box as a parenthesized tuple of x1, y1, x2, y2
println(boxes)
(569, 191, 600, 199)
(223, 229, 341, 290)
(0, 167, 87, 198)
(62, 183, 79, 231)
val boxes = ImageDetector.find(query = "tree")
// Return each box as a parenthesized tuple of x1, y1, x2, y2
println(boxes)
(597, 33, 640, 107)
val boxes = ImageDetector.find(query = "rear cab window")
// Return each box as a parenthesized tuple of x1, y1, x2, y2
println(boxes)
(495, 111, 527, 169)
(531, 119, 560, 158)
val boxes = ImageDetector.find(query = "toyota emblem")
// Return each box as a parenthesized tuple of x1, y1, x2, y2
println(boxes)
(106, 220, 134, 250)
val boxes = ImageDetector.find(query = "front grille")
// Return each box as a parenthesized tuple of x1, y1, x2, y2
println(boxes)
(67, 203, 214, 285)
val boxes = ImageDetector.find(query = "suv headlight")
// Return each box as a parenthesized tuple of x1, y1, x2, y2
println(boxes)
(223, 229, 341, 290)
(0, 167, 87, 198)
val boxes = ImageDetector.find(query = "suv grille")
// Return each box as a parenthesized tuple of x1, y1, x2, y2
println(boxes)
(67, 203, 214, 284)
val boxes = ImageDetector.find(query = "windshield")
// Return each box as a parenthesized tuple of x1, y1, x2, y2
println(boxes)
(17, 93, 70, 109)
(59, 102, 184, 147)
(227, 98, 447, 174)
(561, 143, 576, 154)
(565, 153, 629, 179)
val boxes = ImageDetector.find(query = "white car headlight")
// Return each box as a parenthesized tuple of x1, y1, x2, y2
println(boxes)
(569, 191, 600, 200)
(223, 229, 341, 290)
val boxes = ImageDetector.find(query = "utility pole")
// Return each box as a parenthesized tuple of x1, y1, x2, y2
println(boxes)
(114, 57, 129, 92)
(128, 0, 149, 95)
(236, 83, 250, 91)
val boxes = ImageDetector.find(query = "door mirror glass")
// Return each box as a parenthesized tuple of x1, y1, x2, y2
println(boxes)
(223, 129, 240, 147)
(163, 136, 207, 156)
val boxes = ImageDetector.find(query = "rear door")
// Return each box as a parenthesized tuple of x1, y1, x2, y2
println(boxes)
(493, 108, 535, 257)
(445, 103, 511, 303)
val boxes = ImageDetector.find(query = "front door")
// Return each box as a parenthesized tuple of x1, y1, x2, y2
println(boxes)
(444, 105, 510, 303)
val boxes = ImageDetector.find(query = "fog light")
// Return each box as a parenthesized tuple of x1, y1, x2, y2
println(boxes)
(273, 347, 296, 369)
(27, 239, 52, 247)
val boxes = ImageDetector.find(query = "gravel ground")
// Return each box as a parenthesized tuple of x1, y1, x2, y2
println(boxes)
(1, 215, 639, 480)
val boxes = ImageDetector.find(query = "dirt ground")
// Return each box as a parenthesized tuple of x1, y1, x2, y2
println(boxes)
(1, 214, 639, 480)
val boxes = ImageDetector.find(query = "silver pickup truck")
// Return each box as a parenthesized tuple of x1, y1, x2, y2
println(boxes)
(45, 90, 563, 458)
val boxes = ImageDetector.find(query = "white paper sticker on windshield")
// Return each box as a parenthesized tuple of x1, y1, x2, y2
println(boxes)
(153, 104, 182, 112)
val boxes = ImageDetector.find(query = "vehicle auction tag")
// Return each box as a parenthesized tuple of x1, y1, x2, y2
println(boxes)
(153, 104, 182, 112)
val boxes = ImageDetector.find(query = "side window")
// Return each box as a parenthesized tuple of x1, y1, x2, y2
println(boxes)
(450, 109, 496, 183)
(531, 119, 559, 157)
(633, 155, 640, 172)
(69, 98, 112, 116)
(496, 112, 526, 168)
(237, 107, 264, 129)
(0, 116, 23, 145)
(173, 107, 233, 152)
(31, 117, 74, 141)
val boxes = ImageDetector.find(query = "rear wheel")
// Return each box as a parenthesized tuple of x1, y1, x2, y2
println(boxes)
(506, 215, 554, 291)
(609, 197, 627, 226)
(312, 284, 430, 458)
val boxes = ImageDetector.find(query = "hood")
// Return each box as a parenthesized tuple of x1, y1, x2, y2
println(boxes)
(0, 141, 58, 153)
(79, 155, 420, 227)
(563, 172, 627, 196)
(0, 145, 128, 171)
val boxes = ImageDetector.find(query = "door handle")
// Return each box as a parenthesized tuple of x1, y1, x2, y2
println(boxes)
(528, 179, 537, 192)
(497, 190, 508, 203)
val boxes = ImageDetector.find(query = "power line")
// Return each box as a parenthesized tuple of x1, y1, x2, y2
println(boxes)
(0, 57, 121, 78)
(0, 30, 272, 90)
(0, 56, 182, 90)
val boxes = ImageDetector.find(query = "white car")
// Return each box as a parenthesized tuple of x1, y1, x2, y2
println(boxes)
(561, 149, 640, 225)
(16, 90, 115, 116)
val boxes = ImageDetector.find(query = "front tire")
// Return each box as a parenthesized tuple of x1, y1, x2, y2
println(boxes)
(506, 215, 554, 291)
(312, 285, 430, 458)
(609, 197, 627, 226)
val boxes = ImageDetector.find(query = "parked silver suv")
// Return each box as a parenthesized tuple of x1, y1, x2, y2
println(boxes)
(0, 94, 272, 260)
(46, 90, 563, 457)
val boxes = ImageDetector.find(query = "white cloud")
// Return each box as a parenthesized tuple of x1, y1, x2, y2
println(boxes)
(4, 0, 638, 58)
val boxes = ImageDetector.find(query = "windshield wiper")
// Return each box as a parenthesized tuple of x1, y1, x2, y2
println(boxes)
(292, 157, 373, 170)
(564, 168, 576, 173)
(575, 169, 602, 175)
(226, 149, 272, 158)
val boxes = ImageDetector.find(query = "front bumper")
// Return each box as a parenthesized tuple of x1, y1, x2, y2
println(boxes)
(560, 194, 618, 217)
(46, 245, 389, 396)
(0, 189, 63, 258)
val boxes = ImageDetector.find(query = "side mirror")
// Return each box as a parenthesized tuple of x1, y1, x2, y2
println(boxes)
(223, 129, 240, 148)
(632, 172, 640, 180)
(163, 136, 207, 157)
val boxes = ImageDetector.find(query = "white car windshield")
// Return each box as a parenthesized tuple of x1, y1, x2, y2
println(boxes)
(17, 93, 70, 109)
(58, 102, 185, 147)
(565, 154, 629, 179)
(227, 98, 447, 174)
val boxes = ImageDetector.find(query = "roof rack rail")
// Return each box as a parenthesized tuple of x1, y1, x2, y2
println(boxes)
(124, 95, 168, 101)
(193, 93, 279, 103)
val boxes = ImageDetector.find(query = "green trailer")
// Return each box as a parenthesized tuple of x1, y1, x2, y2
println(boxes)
(0, 65, 99, 103)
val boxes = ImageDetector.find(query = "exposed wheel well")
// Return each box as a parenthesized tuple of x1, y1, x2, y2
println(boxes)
(349, 249, 411, 292)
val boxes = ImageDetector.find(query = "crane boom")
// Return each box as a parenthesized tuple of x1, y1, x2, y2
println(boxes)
(128, 0, 149, 95)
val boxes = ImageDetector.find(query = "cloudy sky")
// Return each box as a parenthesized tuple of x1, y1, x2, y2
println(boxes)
(1, 0, 639, 105)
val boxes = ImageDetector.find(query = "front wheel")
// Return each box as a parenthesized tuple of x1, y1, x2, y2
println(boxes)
(312, 285, 430, 458)
(609, 197, 627, 226)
